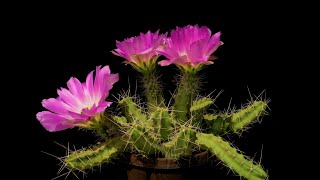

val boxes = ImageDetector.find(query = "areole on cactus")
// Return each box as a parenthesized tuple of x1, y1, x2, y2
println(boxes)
(37, 25, 269, 180)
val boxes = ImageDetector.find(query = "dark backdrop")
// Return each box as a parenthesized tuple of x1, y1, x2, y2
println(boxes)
(24, 6, 284, 180)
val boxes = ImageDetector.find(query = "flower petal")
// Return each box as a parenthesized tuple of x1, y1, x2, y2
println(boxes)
(158, 60, 172, 66)
(81, 104, 97, 117)
(67, 77, 85, 102)
(157, 48, 178, 60)
(96, 101, 112, 113)
(36, 111, 74, 132)
(42, 98, 70, 115)
(57, 88, 82, 111)
(188, 39, 209, 63)
(105, 73, 119, 90)
(207, 32, 222, 55)
(198, 26, 211, 40)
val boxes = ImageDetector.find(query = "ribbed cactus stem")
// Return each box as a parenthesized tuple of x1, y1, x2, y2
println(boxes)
(162, 128, 196, 158)
(229, 101, 267, 133)
(113, 116, 128, 126)
(141, 71, 164, 113)
(119, 97, 147, 123)
(190, 97, 214, 125)
(150, 107, 173, 140)
(173, 72, 198, 122)
(203, 113, 230, 135)
(64, 137, 125, 170)
(128, 128, 162, 155)
(196, 133, 267, 180)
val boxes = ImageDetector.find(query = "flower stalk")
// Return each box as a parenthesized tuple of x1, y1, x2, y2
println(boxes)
(141, 70, 164, 113)
(173, 71, 199, 122)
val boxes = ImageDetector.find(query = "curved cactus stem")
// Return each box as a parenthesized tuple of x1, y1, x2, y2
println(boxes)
(128, 128, 162, 155)
(190, 97, 214, 125)
(196, 133, 268, 180)
(162, 128, 196, 159)
(229, 100, 268, 133)
(203, 113, 230, 135)
(119, 97, 147, 123)
(190, 97, 214, 112)
(64, 137, 125, 171)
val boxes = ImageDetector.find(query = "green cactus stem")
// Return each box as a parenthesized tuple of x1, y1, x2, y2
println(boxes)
(150, 107, 173, 141)
(128, 128, 162, 155)
(162, 128, 196, 159)
(203, 114, 220, 121)
(119, 97, 147, 123)
(141, 71, 164, 113)
(190, 97, 214, 125)
(64, 137, 125, 170)
(190, 97, 214, 112)
(203, 113, 230, 135)
(173, 72, 199, 122)
(113, 116, 128, 126)
(229, 101, 267, 133)
(196, 133, 267, 180)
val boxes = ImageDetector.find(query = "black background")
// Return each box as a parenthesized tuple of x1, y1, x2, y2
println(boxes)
(22, 4, 288, 180)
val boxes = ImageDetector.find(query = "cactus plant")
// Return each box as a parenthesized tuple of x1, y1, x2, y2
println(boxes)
(36, 25, 270, 180)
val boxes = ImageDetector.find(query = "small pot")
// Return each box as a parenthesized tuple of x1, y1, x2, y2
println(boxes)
(126, 151, 209, 180)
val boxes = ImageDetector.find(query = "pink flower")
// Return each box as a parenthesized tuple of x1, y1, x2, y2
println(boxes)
(158, 25, 223, 71)
(36, 65, 119, 132)
(112, 30, 166, 72)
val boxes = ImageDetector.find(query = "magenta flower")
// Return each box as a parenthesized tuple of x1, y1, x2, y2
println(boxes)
(112, 30, 166, 72)
(158, 25, 223, 71)
(36, 65, 119, 132)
